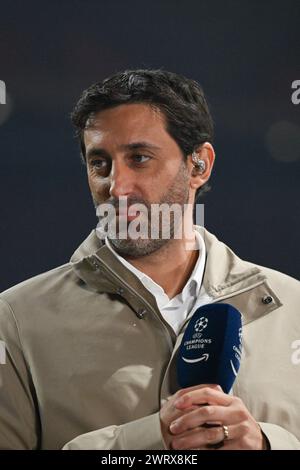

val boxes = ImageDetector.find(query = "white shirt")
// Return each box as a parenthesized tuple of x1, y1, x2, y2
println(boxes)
(105, 231, 209, 335)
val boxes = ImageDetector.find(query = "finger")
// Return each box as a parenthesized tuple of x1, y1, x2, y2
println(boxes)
(162, 385, 221, 408)
(171, 425, 225, 450)
(174, 387, 232, 409)
(181, 423, 240, 441)
(174, 384, 222, 400)
(164, 402, 200, 426)
(170, 404, 246, 434)
(216, 422, 264, 450)
(171, 423, 244, 451)
(179, 384, 223, 394)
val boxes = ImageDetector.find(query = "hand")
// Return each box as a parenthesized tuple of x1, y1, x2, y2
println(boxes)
(162, 386, 266, 450)
(160, 384, 221, 450)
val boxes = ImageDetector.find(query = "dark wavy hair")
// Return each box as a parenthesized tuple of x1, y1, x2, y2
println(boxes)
(71, 69, 214, 199)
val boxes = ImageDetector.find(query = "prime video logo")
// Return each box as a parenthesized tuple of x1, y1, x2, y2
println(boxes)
(0, 80, 6, 104)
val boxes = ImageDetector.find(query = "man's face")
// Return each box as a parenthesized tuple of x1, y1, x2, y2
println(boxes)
(84, 103, 192, 257)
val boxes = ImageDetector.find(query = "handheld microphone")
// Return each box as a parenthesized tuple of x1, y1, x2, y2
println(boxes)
(177, 303, 242, 393)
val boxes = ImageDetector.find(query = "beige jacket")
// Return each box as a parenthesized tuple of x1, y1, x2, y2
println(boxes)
(0, 227, 299, 450)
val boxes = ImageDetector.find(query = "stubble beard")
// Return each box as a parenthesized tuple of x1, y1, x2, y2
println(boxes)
(94, 160, 190, 258)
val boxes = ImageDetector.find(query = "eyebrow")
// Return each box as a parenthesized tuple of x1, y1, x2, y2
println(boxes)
(86, 141, 161, 160)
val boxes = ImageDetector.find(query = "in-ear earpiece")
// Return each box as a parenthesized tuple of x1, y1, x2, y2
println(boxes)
(192, 152, 206, 174)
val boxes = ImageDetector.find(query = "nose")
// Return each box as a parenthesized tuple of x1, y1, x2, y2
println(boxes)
(109, 160, 136, 199)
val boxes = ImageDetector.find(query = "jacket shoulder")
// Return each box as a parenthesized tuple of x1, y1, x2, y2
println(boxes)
(256, 264, 300, 292)
(0, 263, 76, 308)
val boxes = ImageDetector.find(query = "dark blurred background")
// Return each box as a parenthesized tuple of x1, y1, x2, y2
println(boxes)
(0, 0, 299, 291)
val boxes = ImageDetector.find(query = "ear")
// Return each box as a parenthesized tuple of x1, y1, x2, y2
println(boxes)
(188, 142, 215, 191)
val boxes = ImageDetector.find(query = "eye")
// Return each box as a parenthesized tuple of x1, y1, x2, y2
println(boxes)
(132, 154, 151, 164)
(89, 158, 111, 177)
(90, 159, 108, 170)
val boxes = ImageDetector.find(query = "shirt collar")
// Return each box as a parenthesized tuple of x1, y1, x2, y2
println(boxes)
(105, 230, 206, 301)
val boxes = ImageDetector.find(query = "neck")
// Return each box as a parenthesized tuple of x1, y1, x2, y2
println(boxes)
(125, 231, 199, 299)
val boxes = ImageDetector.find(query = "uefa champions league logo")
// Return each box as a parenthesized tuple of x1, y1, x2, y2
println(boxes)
(194, 317, 208, 333)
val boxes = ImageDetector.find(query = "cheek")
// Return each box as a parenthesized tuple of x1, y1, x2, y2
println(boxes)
(88, 173, 110, 201)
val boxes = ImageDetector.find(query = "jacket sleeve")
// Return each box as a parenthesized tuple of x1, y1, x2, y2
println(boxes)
(259, 422, 300, 450)
(0, 298, 39, 449)
(63, 419, 300, 451)
(63, 412, 166, 450)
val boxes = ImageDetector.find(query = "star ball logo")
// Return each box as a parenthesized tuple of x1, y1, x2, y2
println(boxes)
(194, 317, 208, 333)
(0, 80, 6, 104)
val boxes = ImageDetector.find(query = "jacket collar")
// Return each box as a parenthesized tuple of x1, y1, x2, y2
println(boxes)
(70, 227, 282, 325)
(199, 227, 265, 297)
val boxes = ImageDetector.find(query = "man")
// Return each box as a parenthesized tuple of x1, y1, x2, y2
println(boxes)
(0, 69, 299, 450)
